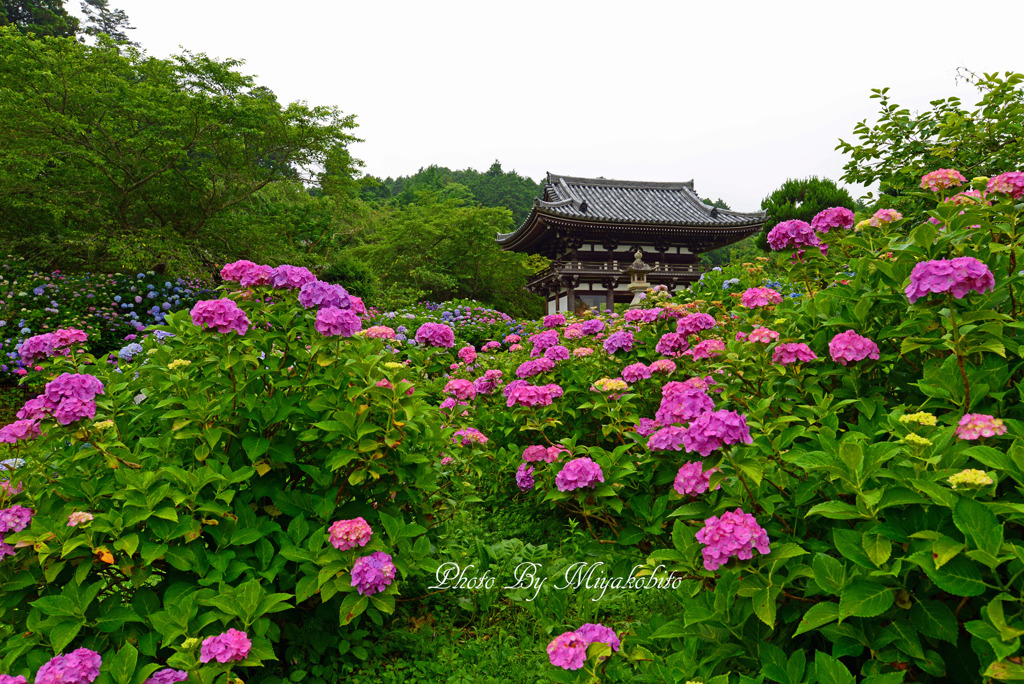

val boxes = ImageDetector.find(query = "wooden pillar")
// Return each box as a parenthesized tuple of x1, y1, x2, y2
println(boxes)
(604, 280, 615, 312)
(567, 283, 575, 314)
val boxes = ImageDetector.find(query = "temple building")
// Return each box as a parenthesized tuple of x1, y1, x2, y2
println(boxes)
(497, 173, 765, 314)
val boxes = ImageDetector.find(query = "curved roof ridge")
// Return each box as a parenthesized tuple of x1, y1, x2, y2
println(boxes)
(550, 173, 696, 191)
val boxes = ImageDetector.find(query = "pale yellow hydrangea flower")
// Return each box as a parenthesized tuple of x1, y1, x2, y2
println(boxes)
(93, 420, 115, 430)
(594, 377, 628, 392)
(902, 433, 932, 447)
(384, 362, 405, 370)
(168, 359, 192, 370)
(899, 412, 937, 427)
(948, 469, 994, 490)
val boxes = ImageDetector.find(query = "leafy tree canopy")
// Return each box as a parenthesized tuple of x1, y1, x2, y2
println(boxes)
(837, 70, 1024, 213)
(0, 0, 78, 37)
(755, 176, 855, 251)
(0, 29, 361, 275)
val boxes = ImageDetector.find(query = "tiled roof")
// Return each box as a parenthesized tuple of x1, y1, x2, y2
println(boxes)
(497, 173, 765, 244)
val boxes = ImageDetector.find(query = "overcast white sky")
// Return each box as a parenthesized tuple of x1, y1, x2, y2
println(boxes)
(73, 0, 1023, 212)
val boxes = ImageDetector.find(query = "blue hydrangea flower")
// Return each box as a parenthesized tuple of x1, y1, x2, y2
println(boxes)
(114, 295, 122, 302)
(118, 342, 144, 360)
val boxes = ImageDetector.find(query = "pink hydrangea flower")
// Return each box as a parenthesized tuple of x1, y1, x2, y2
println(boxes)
(740, 288, 783, 309)
(190, 299, 250, 335)
(506, 383, 563, 408)
(810, 207, 855, 233)
(482, 340, 501, 352)
(522, 445, 548, 462)
(67, 512, 94, 527)
(828, 330, 880, 365)
(18, 328, 88, 363)
(581, 319, 605, 335)
(239, 264, 274, 288)
(690, 339, 725, 360)
(547, 631, 588, 670)
(656, 332, 689, 356)
(542, 314, 566, 328)
(655, 380, 715, 425)
(905, 257, 995, 303)
(298, 280, 350, 309)
(575, 623, 621, 653)
(0, 675, 28, 684)
(573, 347, 594, 357)
(683, 410, 752, 456)
(515, 463, 535, 491)
(921, 168, 966, 192)
(987, 171, 1024, 199)
(772, 343, 817, 365)
(315, 307, 361, 337)
(269, 265, 316, 290)
(504, 334, 521, 344)
(328, 517, 372, 551)
(1, 481, 22, 496)
(365, 326, 396, 339)
(200, 629, 251, 663)
(748, 327, 780, 343)
(458, 346, 477, 364)
(767, 219, 821, 251)
(143, 669, 188, 684)
(351, 551, 396, 595)
(676, 313, 717, 336)
(649, 359, 676, 374)
(868, 209, 903, 227)
(695, 508, 770, 571)
(955, 414, 1008, 440)
(621, 363, 651, 383)
(516, 357, 555, 379)
(603, 330, 634, 354)
(35, 648, 102, 684)
(0, 505, 33, 533)
(544, 345, 570, 362)
(949, 189, 988, 206)
(349, 296, 367, 316)
(220, 260, 258, 282)
(453, 428, 488, 446)
(415, 322, 455, 348)
(444, 379, 477, 401)
(634, 418, 661, 437)
(648, 426, 687, 451)
(17, 396, 51, 422)
(0, 420, 42, 444)
(509, 343, 523, 351)
(674, 461, 720, 497)
(53, 397, 97, 425)
(555, 457, 605, 491)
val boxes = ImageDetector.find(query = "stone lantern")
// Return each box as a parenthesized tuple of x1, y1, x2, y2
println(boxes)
(624, 250, 653, 308)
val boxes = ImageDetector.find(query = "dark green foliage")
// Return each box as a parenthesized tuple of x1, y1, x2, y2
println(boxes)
(0, 0, 78, 37)
(756, 176, 855, 250)
(317, 253, 381, 303)
(79, 0, 136, 45)
(837, 70, 1024, 215)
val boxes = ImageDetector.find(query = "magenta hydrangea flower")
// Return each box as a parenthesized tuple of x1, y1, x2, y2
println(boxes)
(269, 265, 316, 290)
(655, 332, 689, 357)
(575, 623, 621, 653)
(573, 347, 594, 357)
(0, 675, 27, 684)
(921, 168, 966, 192)
(674, 461, 720, 497)
(516, 357, 555, 379)
(53, 397, 97, 425)
(458, 346, 477, 364)
(542, 313, 566, 328)
(506, 383, 563, 408)
(143, 669, 188, 684)
(444, 379, 477, 401)
(35, 648, 102, 684)
(315, 307, 361, 337)
(695, 508, 770, 571)
(648, 426, 687, 451)
(504, 334, 522, 344)
(328, 517, 373, 551)
(67, 512, 94, 527)
(690, 339, 725, 360)
(581, 318, 605, 335)
(528, 329, 560, 352)
(676, 313, 717, 336)
(987, 171, 1024, 199)
(365, 326, 396, 339)
(624, 308, 662, 324)
(239, 264, 274, 288)
(655, 380, 714, 425)
(17, 328, 87, 364)
(544, 345, 570, 362)
(200, 629, 251, 663)
(683, 410, 752, 456)
(547, 631, 588, 670)
(190, 299, 250, 335)
(621, 363, 651, 383)
(220, 260, 258, 282)
(810, 207, 855, 233)
(649, 359, 676, 374)
(740, 288, 783, 308)
(868, 209, 903, 227)
(748, 327, 779, 343)
(481, 341, 501, 352)
(45, 373, 104, 404)
(634, 418, 661, 437)
(767, 219, 821, 251)
(515, 463, 535, 491)
(772, 343, 817, 365)
(415, 322, 455, 348)
(949, 189, 988, 206)
(351, 551, 396, 596)
(828, 330, 880, 365)
(905, 257, 995, 303)
(452, 428, 488, 446)
(522, 445, 548, 462)
(0, 505, 33, 533)
(955, 414, 1008, 440)
(0, 420, 42, 444)
(555, 457, 605, 492)
(603, 330, 634, 355)
(298, 280, 350, 309)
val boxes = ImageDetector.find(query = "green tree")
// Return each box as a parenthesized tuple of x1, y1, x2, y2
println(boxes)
(79, 0, 136, 45)
(0, 0, 77, 37)
(836, 70, 1024, 213)
(755, 177, 855, 251)
(0, 29, 360, 274)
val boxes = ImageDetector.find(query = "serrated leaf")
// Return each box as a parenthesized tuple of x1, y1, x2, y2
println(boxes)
(794, 602, 840, 636)
(839, 580, 894, 619)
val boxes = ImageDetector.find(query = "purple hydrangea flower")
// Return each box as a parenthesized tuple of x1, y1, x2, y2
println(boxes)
(351, 551, 397, 596)
(603, 330, 634, 355)
(905, 257, 995, 303)
(683, 410, 752, 456)
(315, 307, 361, 337)
(298, 280, 351, 309)
(555, 457, 604, 491)
(695, 508, 770, 571)
(200, 628, 251, 663)
(269, 265, 316, 290)
(143, 670, 189, 684)
(515, 463, 535, 491)
(190, 299, 250, 335)
(414, 322, 455, 348)
(35, 648, 102, 684)
(828, 330, 880, 365)
(676, 313, 717, 336)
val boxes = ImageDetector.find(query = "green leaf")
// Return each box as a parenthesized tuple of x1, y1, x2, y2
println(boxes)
(109, 643, 139, 684)
(651, 619, 689, 639)
(815, 651, 855, 684)
(339, 593, 368, 626)
(378, 511, 403, 543)
(862, 533, 892, 567)
(793, 602, 840, 636)
(953, 496, 1003, 557)
(910, 600, 958, 644)
(838, 580, 894, 619)
(807, 501, 865, 519)
(49, 617, 86, 653)
(753, 586, 779, 629)
(813, 554, 846, 595)
(914, 552, 986, 597)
